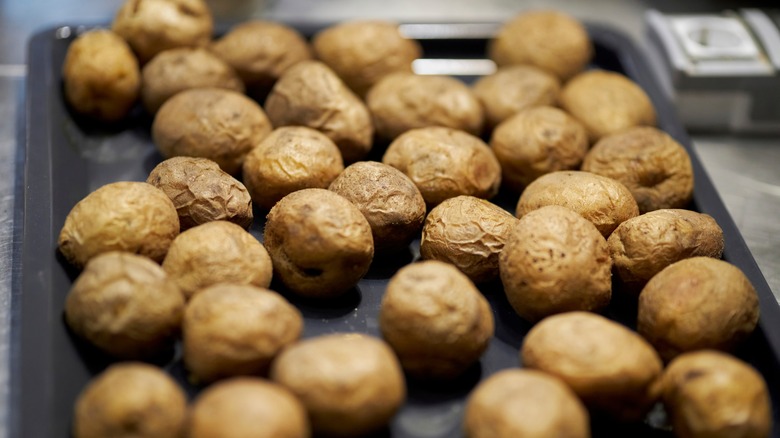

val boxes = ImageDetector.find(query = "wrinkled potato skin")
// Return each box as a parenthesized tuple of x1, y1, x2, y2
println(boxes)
(147, 157, 253, 230)
(188, 378, 311, 438)
(491, 106, 588, 191)
(62, 30, 140, 122)
(73, 363, 187, 438)
(383, 127, 501, 205)
(263, 189, 374, 298)
(500, 206, 611, 322)
(270, 334, 405, 437)
(516, 170, 639, 238)
(58, 181, 179, 268)
(242, 127, 345, 210)
(473, 66, 560, 129)
(380, 261, 494, 379)
(421, 196, 518, 283)
(265, 61, 373, 163)
(582, 127, 694, 213)
(329, 161, 425, 252)
(162, 221, 273, 299)
(522, 312, 663, 421)
(638, 257, 760, 362)
(661, 351, 772, 438)
(152, 88, 271, 175)
(464, 369, 590, 438)
(183, 284, 303, 384)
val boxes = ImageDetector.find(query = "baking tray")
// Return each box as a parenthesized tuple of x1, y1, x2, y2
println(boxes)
(12, 21, 780, 438)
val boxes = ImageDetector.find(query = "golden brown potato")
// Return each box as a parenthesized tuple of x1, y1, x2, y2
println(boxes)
(58, 181, 179, 268)
(488, 10, 592, 81)
(473, 65, 560, 129)
(638, 257, 760, 361)
(379, 260, 494, 379)
(490, 106, 588, 191)
(73, 363, 187, 438)
(264, 60, 373, 163)
(270, 333, 405, 437)
(421, 196, 518, 283)
(62, 29, 140, 122)
(383, 127, 501, 205)
(499, 206, 611, 322)
(367, 72, 484, 140)
(242, 127, 344, 210)
(522, 311, 663, 421)
(188, 377, 311, 438)
(582, 127, 694, 213)
(152, 87, 271, 175)
(464, 369, 590, 438)
(660, 351, 772, 438)
(264, 189, 374, 298)
(516, 170, 639, 238)
(162, 221, 273, 299)
(147, 156, 253, 230)
(183, 284, 302, 384)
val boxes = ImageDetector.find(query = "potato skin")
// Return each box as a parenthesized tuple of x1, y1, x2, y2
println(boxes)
(473, 65, 560, 129)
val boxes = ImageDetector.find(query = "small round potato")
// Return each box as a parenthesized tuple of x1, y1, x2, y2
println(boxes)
(162, 221, 273, 299)
(490, 106, 588, 191)
(367, 72, 484, 140)
(58, 181, 179, 268)
(265, 60, 373, 163)
(421, 196, 518, 283)
(152, 87, 272, 175)
(638, 257, 760, 361)
(242, 127, 345, 211)
(383, 127, 501, 205)
(516, 170, 639, 238)
(464, 369, 590, 438)
(62, 29, 140, 122)
(270, 333, 405, 437)
(500, 206, 611, 322)
(582, 127, 694, 213)
(147, 156, 253, 230)
(660, 351, 772, 438)
(473, 65, 560, 129)
(264, 189, 374, 298)
(380, 260, 494, 379)
(188, 378, 311, 438)
(73, 363, 187, 438)
(183, 284, 303, 384)
(522, 311, 664, 421)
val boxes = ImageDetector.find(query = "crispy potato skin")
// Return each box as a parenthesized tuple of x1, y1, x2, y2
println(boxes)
(473, 66, 560, 129)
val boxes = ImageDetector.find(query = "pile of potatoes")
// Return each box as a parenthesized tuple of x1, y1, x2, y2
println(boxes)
(59, 1, 773, 437)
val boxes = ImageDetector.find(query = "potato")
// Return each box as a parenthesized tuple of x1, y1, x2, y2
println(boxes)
(516, 170, 639, 238)
(147, 156, 253, 230)
(490, 106, 588, 191)
(464, 369, 589, 438)
(660, 351, 772, 438)
(499, 206, 611, 322)
(582, 127, 694, 213)
(383, 127, 501, 205)
(188, 377, 311, 438)
(58, 181, 179, 268)
(264, 60, 373, 163)
(638, 257, 760, 361)
(183, 284, 302, 384)
(421, 196, 518, 283)
(270, 333, 405, 437)
(62, 29, 140, 122)
(73, 363, 187, 438)
(473, 65, 560, 129)
(152, 87, 271, 175)
(379, 260, 494, 379)
(162, 221, 273, 299)
(522, 311, 663, 421)
(488, 10, 592, 81)
(367, 72, 484, 140)
(242, 127, 344, 211)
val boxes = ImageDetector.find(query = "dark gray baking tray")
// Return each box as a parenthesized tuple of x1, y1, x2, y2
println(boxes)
(13, 21, 780, 438)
